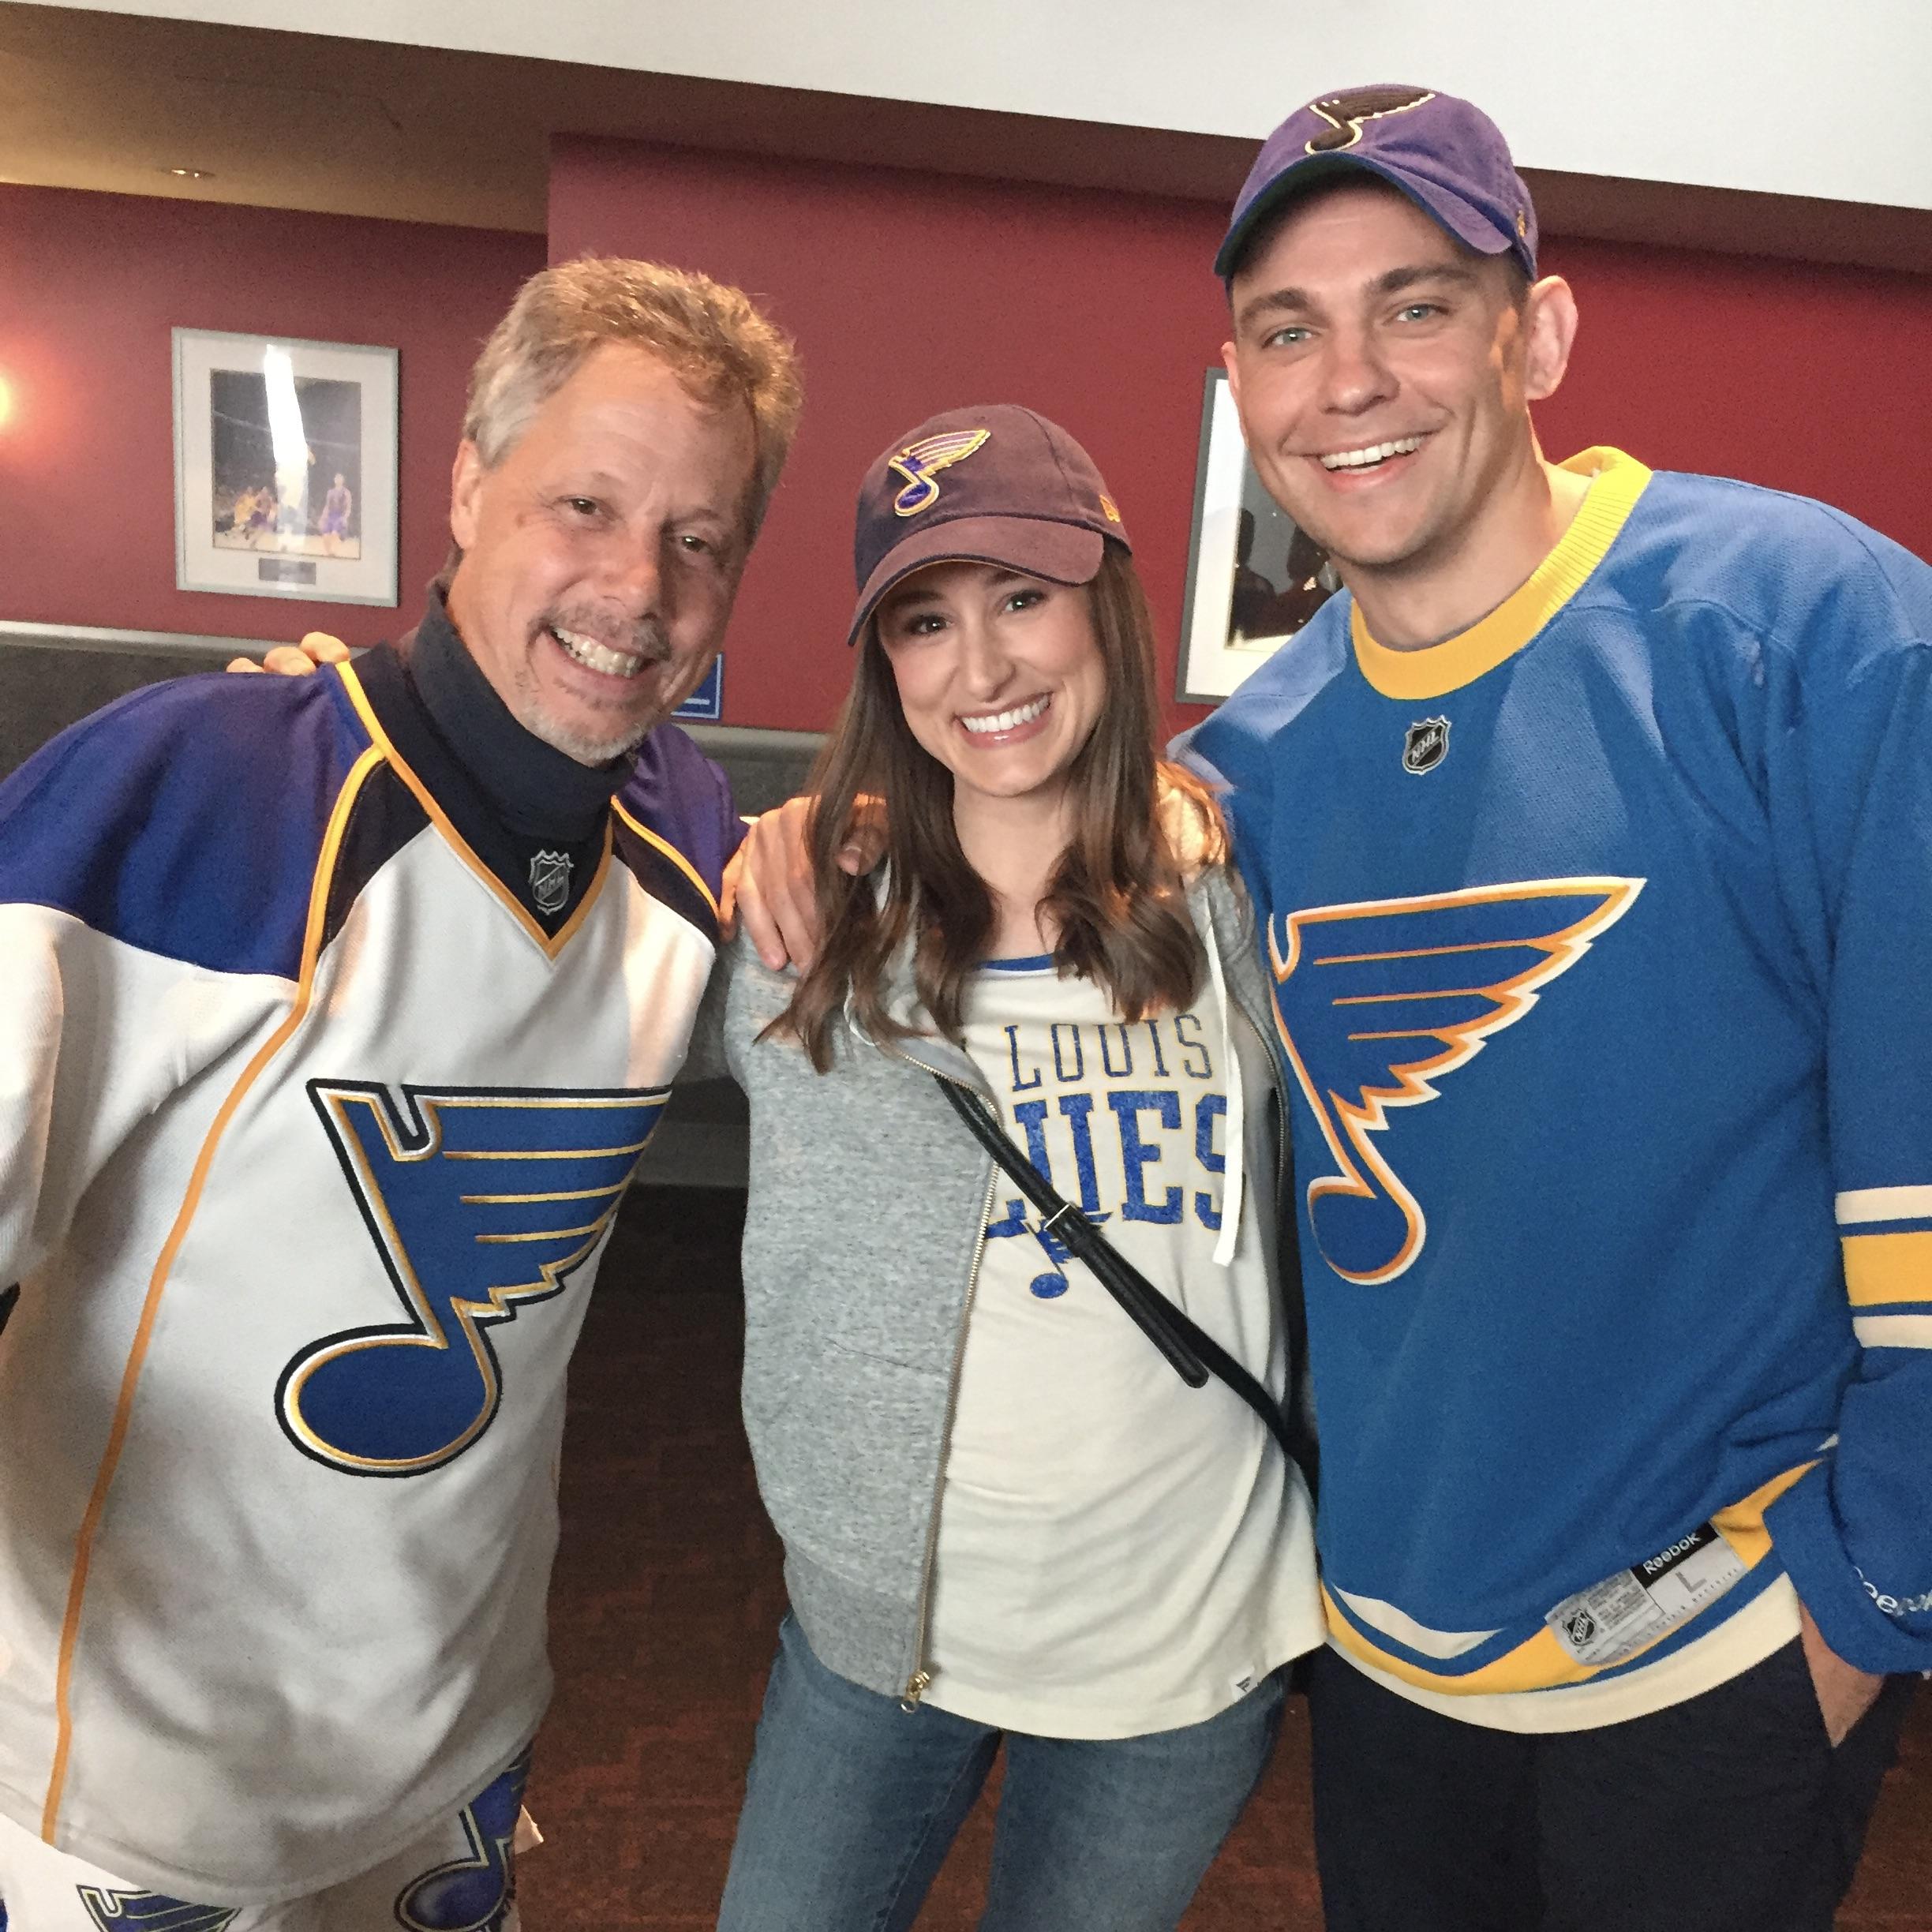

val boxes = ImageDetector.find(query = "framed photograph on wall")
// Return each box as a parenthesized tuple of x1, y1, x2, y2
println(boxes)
(173, 328, 399, 606)
(1175, 368, 1335, 705)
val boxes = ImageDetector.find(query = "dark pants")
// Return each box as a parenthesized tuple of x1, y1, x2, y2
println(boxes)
(1306, 1639, 1919, 1932)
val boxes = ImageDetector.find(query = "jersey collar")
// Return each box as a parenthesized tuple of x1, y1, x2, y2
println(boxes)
(1350, 447, 1651, 702)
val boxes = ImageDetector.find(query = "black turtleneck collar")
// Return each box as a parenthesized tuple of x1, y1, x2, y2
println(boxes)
(346, 593, 637, 937)
(403, 590, 628, 845)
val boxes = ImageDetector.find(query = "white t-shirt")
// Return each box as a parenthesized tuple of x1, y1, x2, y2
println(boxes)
(920, 955, 1323, 1739)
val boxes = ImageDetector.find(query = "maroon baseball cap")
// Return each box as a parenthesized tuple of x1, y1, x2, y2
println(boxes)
(1215, 84, 1538, 283)
(848, 404, 1130, 644)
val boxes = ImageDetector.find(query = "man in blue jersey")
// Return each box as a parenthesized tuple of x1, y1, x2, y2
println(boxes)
(0, 259, 798, 1926)
(1185, 84, 1927, 1932)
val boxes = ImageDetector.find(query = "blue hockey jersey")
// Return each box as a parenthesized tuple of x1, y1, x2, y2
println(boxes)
(0, 647, 737, 1897)
(1191, 447, 1932, 1728)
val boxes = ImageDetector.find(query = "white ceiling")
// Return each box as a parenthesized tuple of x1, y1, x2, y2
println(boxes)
(24, 0, 1932, 211)
(3, 3, 1928, 275)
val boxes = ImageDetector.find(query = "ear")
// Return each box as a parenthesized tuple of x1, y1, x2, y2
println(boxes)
(448, 440, 485, 550)
(1219, 339, 1242, 409)
(1521, 275, 1579, 403)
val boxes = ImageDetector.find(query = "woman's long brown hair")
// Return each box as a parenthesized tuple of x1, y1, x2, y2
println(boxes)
(773, 545, 1226, 1071)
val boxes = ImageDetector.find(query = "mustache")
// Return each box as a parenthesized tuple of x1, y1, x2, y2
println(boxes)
(542, 605, 672, 663)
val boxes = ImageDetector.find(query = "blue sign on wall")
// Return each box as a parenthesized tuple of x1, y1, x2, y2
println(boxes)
(673, 657, 723, 722)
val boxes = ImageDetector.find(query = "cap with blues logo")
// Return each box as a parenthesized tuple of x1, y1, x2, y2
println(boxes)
(1215, 84, 1539, 283)
(848, 403, 1130, 644)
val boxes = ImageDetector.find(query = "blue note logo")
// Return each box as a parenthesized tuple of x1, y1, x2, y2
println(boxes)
(889, 429, 990, 516)
(1269, 878, 1642, 1283)
(394, 1749, 530, 1931)
(77, 1892, 238, 1930)
(279, 1083, 667, 1477)
(1305, 85, 1436, 155)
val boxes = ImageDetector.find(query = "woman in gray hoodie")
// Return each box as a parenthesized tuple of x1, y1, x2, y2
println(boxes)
(715, 405, 1323, 1932)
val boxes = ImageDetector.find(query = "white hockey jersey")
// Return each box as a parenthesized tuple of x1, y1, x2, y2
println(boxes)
(0, 640, 736, 1903)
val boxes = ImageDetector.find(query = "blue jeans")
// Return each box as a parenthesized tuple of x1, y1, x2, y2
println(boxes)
(717, 1614, 1286, 1932)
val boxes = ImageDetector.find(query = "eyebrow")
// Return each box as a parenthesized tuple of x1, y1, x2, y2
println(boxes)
(1235, 261, 1481, 332)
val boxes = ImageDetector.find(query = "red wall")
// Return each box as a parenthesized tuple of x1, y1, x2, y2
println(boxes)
(0, 186, 543, 646)
(551, 135, 1932, 735)
(550, 137, 1233, 736)
(1537, 234, 1932, 557)
(5, 164, 1926, 717)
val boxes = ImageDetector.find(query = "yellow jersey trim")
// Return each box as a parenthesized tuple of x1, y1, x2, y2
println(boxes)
(335, 661, 612, 960)
(1323, 1457, 1814, 1698)
(615, 801, 721, 923)
(1352, 447, 1653, 701)
(43, 743, 386, 1842)
(1842, 1230, 1932, 1307)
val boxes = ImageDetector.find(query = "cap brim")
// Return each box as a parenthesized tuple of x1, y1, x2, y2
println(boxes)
(1215, 152, 1516, 279)
(848, 516, 1107, 644)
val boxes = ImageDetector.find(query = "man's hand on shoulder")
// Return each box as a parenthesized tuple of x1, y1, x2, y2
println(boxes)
(224, 633, 351, 677)
(723, 796, 821, 971)
(721, 793, 886, 972)
(1798, 1601, 1885, 1747)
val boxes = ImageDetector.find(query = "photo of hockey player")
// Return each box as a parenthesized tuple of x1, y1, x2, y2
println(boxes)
(208, 365, 361, 558)
(1227, 494, 1333, 647)
(1177, 369, 1336, 702)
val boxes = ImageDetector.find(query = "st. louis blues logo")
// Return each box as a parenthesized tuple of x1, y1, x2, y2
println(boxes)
(1305, 84, 1436, 154)
(889, 428, 990, 516)
(394, 1749, 530, 1931)
(987, 1192, 1112, 1300)
(77, 1892, 238, 1930)
(1269, 878, 1642, 1283)
(279, 1083, 667, 1476)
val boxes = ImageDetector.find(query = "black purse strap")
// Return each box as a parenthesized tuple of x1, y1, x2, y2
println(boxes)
(933, 1075, 1299, 1466)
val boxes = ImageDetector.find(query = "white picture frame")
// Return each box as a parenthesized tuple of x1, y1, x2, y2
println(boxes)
(1175, 368, 1335, 704)
(173, 328, 399, 606)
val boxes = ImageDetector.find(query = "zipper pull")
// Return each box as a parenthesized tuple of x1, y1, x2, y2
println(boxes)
(900, 1671, 932, 1713)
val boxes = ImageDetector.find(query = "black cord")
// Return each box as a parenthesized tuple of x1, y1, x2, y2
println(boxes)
(934, 1076, 1299, 1464)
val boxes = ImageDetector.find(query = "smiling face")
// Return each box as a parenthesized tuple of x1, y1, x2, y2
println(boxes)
(874, 559, 1108, 830)
(1222, 179, 1557, 597)
(445, 343, 757, 765)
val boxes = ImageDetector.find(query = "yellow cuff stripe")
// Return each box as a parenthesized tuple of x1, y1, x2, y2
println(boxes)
(1352, 447, 1652, 701)
(1841, 1230, 1932, 1306)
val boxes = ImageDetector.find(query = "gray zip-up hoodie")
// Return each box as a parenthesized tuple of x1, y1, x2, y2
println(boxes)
(713, 864, 1300, 1703)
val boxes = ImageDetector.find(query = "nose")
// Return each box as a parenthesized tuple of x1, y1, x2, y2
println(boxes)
(1316, 320, 1395, 419)
(957, 616, 1015, 700)
(596, 530, 666, 618)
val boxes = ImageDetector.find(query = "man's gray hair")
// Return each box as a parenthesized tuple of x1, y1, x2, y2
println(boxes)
(463, 256, 803, 537)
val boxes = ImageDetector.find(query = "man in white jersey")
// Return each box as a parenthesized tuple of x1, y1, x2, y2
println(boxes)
(0, 258, 798, 1926)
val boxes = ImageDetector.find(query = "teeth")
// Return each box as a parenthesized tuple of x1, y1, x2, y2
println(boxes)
(960, 695, 1049, 736)
(551, 624, 645, 679)
(1320, 435, 1425, 471)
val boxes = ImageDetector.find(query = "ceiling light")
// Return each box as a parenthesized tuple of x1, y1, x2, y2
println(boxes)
(164, 167, 215, 180)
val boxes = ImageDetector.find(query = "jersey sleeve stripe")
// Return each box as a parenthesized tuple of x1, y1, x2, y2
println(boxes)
(1836, 1184, 1932, 1226)
(39, 741, 386, 1843)
(1840, 1230, 1932, 1306)
(613, 803, 721, 920)
(1852, 1312, 1932, 1350)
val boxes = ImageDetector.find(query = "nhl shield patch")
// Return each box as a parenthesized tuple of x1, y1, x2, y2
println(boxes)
(528, 849, 572, 915)
(1402, 717, 1450, 775)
